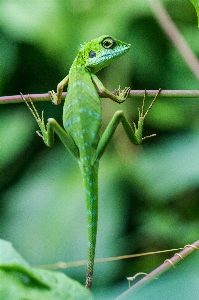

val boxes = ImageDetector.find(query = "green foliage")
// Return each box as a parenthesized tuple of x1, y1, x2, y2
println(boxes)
(0, 0, 199, 297)
(0, 239, 92, 300)
(190, 0, 199, 26)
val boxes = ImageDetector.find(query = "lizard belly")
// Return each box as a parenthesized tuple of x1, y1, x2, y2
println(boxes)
(63, 71, 102, 161)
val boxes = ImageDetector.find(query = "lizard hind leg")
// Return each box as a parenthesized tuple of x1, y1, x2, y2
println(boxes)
(94, 88, 161, 161)
(21, 93, 53, 145)
(141, 88, 161, 141)
(142, 88, 161, 120)
(21, 93, 79, 159)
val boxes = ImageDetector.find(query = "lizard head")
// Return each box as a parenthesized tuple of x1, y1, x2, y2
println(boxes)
(82, 35, 131, 73)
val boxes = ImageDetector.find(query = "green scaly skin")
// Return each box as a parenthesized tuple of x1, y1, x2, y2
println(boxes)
(22, 35, 160, 289)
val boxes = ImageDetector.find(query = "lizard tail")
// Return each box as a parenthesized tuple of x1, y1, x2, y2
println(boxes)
(82, 162, 99, 289)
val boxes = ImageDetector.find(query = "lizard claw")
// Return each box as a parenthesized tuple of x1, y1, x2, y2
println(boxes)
(115, 86, 131, 103)
(48, 90, 58, 105)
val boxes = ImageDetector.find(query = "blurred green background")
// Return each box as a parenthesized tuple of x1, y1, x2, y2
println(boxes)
(0, 0, 199, 298)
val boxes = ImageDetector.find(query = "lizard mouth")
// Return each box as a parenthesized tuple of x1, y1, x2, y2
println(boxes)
(85, 42, 131, 72)
(98, 45, 130, 62)
(102, 47, 130, 59)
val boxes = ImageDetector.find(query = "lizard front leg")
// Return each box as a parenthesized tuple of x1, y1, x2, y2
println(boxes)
(49, 74, 69, 105)
(91, 73, 130, 103)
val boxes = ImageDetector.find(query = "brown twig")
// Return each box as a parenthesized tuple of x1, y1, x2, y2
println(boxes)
(148, 0, 199, 80)
(115, 240, 199, 299)
(0, 90, 199, 104)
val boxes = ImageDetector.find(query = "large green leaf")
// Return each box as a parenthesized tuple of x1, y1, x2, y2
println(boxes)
(190, 0, 199, 26)
(0, 239, 92, 300)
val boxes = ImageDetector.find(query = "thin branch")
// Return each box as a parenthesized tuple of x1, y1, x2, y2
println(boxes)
(148, 0, 199, 80)
(115, 240, 199, 300)
(39, 248, 183, 270)
(1, 90, 199, 104)
(0, 93, 51, 104)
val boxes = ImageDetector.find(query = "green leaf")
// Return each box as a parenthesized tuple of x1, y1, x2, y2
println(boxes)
(190, 0, 199, 26)
(0, 239, 92, 300)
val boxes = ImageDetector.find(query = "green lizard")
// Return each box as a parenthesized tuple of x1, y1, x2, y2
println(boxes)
(22, 35, 160, 289)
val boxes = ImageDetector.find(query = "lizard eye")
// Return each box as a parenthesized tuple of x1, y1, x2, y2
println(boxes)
(102, 37, 116, 49)
(89, 50, 96, 58)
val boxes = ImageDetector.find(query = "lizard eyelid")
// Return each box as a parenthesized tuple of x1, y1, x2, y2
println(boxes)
(102, 37, 116, 49)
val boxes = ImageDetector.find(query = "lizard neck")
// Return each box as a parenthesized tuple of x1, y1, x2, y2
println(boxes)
(72, 48, 86, 69)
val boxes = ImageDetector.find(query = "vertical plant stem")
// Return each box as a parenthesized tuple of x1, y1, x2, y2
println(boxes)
(148, 0, 199, 80)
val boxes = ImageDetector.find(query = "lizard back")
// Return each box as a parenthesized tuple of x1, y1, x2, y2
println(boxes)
(63, 63, 102, 163)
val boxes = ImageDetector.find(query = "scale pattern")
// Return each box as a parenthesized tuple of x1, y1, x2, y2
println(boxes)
(61, 36, 131, 288)
(63, 63, 101, 288)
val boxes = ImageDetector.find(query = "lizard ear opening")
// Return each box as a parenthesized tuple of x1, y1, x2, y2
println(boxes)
(89, 50, 96, 58)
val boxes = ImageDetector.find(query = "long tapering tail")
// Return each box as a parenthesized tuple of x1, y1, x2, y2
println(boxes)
(81, 162, 99, 289)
